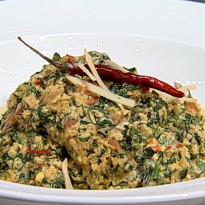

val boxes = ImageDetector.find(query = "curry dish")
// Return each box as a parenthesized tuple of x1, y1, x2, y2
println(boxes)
(0, 48, 205, 190)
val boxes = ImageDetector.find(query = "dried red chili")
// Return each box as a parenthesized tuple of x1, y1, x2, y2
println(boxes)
(68, 65, 184, 98)
(26, 149, 52, 155)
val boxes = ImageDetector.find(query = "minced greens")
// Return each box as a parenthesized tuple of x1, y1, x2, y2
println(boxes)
(0, 50, 205, 190)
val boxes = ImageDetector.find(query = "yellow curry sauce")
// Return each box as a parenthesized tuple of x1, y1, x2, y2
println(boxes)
(0, 51, 205, 189)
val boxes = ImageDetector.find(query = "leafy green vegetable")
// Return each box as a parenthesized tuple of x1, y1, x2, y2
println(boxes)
(152, 162, 159, 180)
(29, 86, 41, 97)
(179, 168, 188, 179)
(96, 118, 115, 128)
(143, 147, 155, 158)
(52, 52, 61, 61)
(196, 160, 205, 173)
(193, 133, 201, 145)
(56, 121, 64, 131)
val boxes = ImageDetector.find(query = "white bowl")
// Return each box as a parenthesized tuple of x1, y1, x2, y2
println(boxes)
(1, 0, 205, 204)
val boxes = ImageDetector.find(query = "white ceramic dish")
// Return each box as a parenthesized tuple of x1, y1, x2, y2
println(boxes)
(1, 0, 205, 205)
